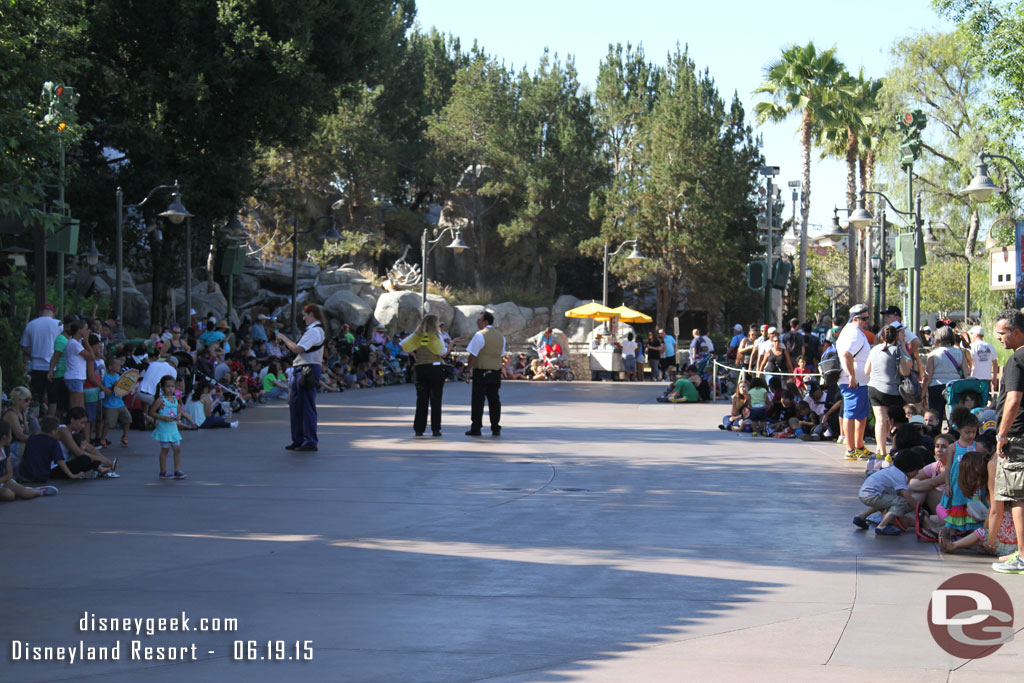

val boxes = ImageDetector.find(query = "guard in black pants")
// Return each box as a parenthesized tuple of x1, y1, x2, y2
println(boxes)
(464, 310, 506, 436)
(401, 314, 447, 437)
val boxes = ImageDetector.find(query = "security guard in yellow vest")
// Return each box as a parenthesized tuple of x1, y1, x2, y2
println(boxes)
(400, 314, 447, 437)
(465, 310, 506, 436)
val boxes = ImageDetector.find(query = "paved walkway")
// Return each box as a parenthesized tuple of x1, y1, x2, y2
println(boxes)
(3, 382, 1023, 681)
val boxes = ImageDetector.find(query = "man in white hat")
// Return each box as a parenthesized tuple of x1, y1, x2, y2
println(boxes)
(969, 324, 998, 392)
(883, 305, 921, 374)
(838, 304, 873, 460)
(727, 324, 745, 362)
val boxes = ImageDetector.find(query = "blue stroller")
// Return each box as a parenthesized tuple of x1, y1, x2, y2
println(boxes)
(942, 378, 990, 423)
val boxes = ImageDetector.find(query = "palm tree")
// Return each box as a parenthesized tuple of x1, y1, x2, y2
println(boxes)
(817, 71, 883, 304)
(755, 43, 845, 322)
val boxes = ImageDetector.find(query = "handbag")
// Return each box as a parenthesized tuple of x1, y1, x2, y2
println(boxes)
(899, 371, 922, 404)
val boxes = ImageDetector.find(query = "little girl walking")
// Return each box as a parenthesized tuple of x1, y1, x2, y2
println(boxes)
(149, 376, 186, 480)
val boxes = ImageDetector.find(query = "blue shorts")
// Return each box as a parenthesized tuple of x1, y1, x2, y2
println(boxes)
(64, 378, 84, 393)
(623, 356, 637, 372)
(840, 384, 869, 420)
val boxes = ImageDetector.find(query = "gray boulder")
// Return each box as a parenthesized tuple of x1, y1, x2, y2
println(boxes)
(489, 301, 528, 339)
(244, 257, 318, 291)
(314, 282, 349, 303)
(323, 289, 374, 328)
(453, 304, 485, 339)
(316, 266, 371, 287)
(122, 287, 150, 329)
(233, 273, 261, 301)
(374, 291, 452, 334)
(552, 294, 584, 325)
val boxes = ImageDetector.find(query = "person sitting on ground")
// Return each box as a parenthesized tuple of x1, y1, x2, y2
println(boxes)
(184, 379, 238, 429)
(682, 365, 710, 402)
(3, 386, 36, 464)
(529, 358, 551, 381)
(18, 417, 96, 483)
(58, 407, 117, 477)
(262, 359, 288, 400)
(804, 383, 826, 418)
(747, 376, 770, 435)
(787, 400, 818, 437)
(854, 446, 931, 535)
(0, 422, 51, 499)
(658, 373, 700, 403)
(940, 432, 1016, 559)
(722, 381, 751, 431)
(910, 432, 953, 514)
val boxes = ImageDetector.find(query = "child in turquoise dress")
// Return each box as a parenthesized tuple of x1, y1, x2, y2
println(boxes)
(149, 376, 186, 479)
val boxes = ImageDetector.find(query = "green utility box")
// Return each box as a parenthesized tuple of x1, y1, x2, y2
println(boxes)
(218, 244, 247, 276)
(46, 218, 79, 254)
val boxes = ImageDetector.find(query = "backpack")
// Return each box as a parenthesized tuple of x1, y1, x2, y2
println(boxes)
(818, 347, 841, 384)
(782, 331, 801, 356)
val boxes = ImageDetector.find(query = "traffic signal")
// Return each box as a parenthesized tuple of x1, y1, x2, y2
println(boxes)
(747, 259, 766, 291)
(896, 110, 926, 167)
(771, 260, 792, 289)
(41, 81, 79, 133)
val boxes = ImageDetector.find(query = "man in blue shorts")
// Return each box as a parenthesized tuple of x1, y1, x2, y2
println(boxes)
(837, 303, 872, 460)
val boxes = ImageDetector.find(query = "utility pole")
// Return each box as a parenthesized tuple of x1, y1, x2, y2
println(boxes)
(761, 166, 780, 325)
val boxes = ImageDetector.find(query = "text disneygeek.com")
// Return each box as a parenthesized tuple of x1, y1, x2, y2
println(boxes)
(8, 612, 313, 664)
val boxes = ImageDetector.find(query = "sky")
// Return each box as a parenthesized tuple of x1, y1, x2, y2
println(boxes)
(414, 0, 954, 236)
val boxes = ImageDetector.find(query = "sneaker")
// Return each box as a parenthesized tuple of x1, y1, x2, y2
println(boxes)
(992, 552, 1024, 574)
(160, 471, 174, 479)
(120, 436, 129, 448)
(844, 449, 859, 460)
(34, 485, 58, 496)
(837, 435, 847, 445)
(857, 447, 875, 460)
(852, 516, 868, 530)
(103, 471, 120, 478)
(173, 471, 187, 479)
(875, 525, 901, 536)
(229, 421, 239, 428)
(799, 433, 821, 441)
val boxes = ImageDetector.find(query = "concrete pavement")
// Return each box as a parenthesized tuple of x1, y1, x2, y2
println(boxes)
(2, 381, 1022, 682)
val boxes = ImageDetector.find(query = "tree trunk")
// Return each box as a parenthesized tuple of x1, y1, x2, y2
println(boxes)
(800, 110, 812, 324)
(845, 129, 859, 306)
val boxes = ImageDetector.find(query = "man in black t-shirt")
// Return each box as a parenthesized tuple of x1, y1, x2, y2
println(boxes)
(992, 309, 1024, 573)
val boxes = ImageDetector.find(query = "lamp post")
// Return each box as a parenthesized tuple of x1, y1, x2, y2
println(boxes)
(115, 181, 191, 338)
(602, 239, 645, 306)
(832, 193, 873, 306)
(961, 152, 1024, 309)
(420, 226, 469, 315)
(841, 190, 922, 331)
(760, 166, 780, 325)
(290, 214, 342, 334)
(870, 253, 882, 326)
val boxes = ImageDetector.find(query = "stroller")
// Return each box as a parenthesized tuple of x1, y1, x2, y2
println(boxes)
(539, 350, 575, 381)
(942, 378, 990, 423)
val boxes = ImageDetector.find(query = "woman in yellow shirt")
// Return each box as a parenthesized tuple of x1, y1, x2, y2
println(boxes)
(400, 314, 447, 437)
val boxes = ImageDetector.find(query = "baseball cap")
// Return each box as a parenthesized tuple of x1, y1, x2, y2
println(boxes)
(767, 326, 777, 334)
(760, 324, 769, 331)
(888, 320, 905, 331)
(733, 324, 743, 332)
(883, 305, 902, 317)
(166, 355, 179, 366)
(849, 303, 869, 317)
(257, 314, 268, 320)
(908, 415, 926, 425)
(969, 325, 984, 337)
(41, 303, 55, 312)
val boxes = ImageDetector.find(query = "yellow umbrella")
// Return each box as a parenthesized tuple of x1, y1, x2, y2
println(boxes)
(609, 305, 652, 324)
(564, 301, 618, 319)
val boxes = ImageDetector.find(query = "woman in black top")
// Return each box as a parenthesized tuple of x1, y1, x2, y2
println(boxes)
(646, 331, 663, 381)
(757, 331, 792, 381)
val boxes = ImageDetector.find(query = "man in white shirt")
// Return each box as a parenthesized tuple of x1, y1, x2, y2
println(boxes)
(838, 303, 872, 460)
(969, 324, 999, 391)
(20, 304, 61, 414)
(138, 347, 178, 407)
(620, 332, 638, 381)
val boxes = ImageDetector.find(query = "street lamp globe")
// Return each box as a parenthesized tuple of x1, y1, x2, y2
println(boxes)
(626, 244, 645, 261)
(83, 239, 101, 267)
(962, 156, 1004, 202)
(159, 192, 193, 225)
(447, 231, 469, 253)
(323, 225, 343, 241)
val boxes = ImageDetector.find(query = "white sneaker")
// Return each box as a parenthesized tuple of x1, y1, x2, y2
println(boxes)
(103, 471, 120, 478)
(993, 552, 1024, 574)
(837, 435, 846, 445)
(230, 421, 239, 428)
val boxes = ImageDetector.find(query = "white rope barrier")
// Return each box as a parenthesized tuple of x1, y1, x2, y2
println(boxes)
(711, 359, 824, 402)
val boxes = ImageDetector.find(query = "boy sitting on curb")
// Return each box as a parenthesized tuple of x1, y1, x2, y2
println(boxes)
(853, 446, 931, 536)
